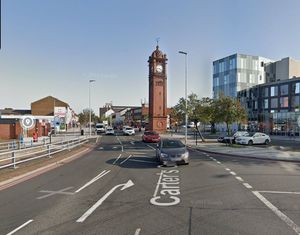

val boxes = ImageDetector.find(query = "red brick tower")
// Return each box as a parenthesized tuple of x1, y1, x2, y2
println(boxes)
(148, 46, 168, 133)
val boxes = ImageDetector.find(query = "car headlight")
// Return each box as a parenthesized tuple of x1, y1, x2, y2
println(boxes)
(181, 152, 189, 158)
(160, 153, 169, 158)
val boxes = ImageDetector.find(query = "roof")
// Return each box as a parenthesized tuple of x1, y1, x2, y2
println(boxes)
(31, 96, 69, 107)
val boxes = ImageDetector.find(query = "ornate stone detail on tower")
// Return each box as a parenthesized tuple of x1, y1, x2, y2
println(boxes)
(148, 46, 168, 133)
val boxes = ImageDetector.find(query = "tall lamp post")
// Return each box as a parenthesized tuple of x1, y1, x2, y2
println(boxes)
(179, 51, 188, 146)
(89, 79, 96, 137)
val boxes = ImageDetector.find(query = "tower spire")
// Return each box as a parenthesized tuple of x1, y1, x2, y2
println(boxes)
(156, 37, 160, 49)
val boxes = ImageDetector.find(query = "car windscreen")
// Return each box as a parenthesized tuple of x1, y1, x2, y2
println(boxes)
(126, 128, 133, 130)
(145, 131, 157, 135)
(162, 140, 185, 148)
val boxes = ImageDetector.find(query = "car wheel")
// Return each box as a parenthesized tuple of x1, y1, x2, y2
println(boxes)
(248, 140, 253, 145)
(265, 139, 270, 145)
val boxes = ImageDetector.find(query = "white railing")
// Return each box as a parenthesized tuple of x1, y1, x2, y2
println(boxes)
(0, 136, 89, 170)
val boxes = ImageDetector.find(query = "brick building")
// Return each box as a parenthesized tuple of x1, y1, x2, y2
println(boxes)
(31, 96, 69, 116)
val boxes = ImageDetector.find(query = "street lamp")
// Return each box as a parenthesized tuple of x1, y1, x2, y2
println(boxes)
(89, 79, 96, 137)
(178, 50, 188, 146)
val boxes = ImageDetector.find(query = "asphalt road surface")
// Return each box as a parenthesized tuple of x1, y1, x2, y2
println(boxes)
(1, 134, 300, 234)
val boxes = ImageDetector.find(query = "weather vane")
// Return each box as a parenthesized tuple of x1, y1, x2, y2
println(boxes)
(156, 37, 160, 47)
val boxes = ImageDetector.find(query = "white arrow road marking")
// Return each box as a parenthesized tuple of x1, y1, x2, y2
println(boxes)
(75, 170, 110, 193)
(120, 155, 132, 165)
(37, 187, 74, 199)
(6, 220, 33, 235)
(253, 191, 300, 234)
(113, 154, 122, 165)
(76, 180, 134, 223)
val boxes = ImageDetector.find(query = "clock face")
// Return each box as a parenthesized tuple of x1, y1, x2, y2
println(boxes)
(156, 64, 163, 73)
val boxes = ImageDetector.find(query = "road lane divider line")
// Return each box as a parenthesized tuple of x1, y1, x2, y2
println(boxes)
(120, 155, 132, 165)
(146, 144, 156, 150)
(6, 219, 34, 235)
(130, 141, 135, 145)
(153, 171, 164, 197)
(230, 171, 237, 176)
(243, 183, 253, 189)
(216, 161, 221, 164)
(257, 191, 300, 195)
(235, 176, 244, 182)
(225, 168, 231, 171)
(252, 191, 300, 234)
(113, 154, 122, 165)
(116, 136, 124, 152)
(75, 170, 110, 193)
(134, 228, 141, 235)
(76, 180, 134, 223)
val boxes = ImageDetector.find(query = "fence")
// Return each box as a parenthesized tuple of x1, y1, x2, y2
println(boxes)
(0, 136, 89, 170)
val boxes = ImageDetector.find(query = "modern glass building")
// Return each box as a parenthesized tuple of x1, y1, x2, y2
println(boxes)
(213, 54, 273, 99)
(238, 77, 300, 135)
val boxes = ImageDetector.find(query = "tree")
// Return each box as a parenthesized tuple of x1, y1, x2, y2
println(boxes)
(212, 96, 247, 135)
(78, 108, 97, 126)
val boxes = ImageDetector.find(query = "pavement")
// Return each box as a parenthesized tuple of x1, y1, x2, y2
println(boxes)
(160, 132, 300, 162)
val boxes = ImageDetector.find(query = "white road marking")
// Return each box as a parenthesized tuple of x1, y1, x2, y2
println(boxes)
(216, 161, 221, 164)
(225, 168, 231, 171)
(7, 220, 33, 235)
(130, 141, 135, 145)
(112, 146, 118, 149)
(113, 154, 122, 165)
(134, 228, 141, 235)
(253, 191, 300, 234)
(230, 171, 237, 176)
(116, 136, 124, 152)
(99, 147, 104, 150)
(129, 159, 157, 164)
(147, 144, 156, 150)
(235, 176, 244, 182)
(153, 171, 164, 197)
(243, 183, 253, 189)
(37, 187, 74, 199)
(75, 170, 110, 193)
(258, 191, 300, 195)
(120, 155, 132, 165)
(77, 180, 134, 223)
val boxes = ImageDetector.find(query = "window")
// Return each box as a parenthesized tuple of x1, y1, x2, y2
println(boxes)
(264, 99, 268, 109)
(270, 86, 278, 96)
(264, 87, 269, 97)
(291, 95, 300, 108)
(280, 84, 288, 96)
(253, 60, 258, 70)
(224, 75, 228, 84)
(249, 74, 254, 83)
(271, 98, 278, 108)
(280, 97, 288, 108)
(229, 57, 236, 70)
(296, 83, 300, 94)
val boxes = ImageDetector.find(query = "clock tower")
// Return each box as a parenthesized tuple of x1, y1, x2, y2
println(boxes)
(148, 45, 168, 133)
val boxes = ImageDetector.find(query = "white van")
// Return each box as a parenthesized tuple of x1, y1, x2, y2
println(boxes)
(95, 123, 105, 134)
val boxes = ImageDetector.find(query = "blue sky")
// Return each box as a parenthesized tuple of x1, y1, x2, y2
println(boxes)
(1, 0, 300, 114)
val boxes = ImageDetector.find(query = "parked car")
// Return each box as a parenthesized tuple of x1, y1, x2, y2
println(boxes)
(235, 132, 271, 145)
(123, 127, 135, 136)
(142, 131, 160, 143)
(156, 139, 189, 166)
(218, 131, 249, 144)
(105, 127, 115, 135)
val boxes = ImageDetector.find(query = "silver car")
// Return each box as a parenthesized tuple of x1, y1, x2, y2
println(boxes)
(156, 139, 189, 166)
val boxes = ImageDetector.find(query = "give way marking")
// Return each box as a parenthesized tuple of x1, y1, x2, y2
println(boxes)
(76, 180, 134, 223)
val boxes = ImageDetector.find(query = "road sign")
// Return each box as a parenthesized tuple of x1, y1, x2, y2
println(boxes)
(20, 115, 35, 130)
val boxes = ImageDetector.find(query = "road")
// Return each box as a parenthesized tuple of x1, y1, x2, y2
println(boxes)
(1, 133, 300, 234)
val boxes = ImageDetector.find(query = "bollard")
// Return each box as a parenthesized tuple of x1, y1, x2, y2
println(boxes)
(12, 151, 16, 169)
(47, 145, 52, 158)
